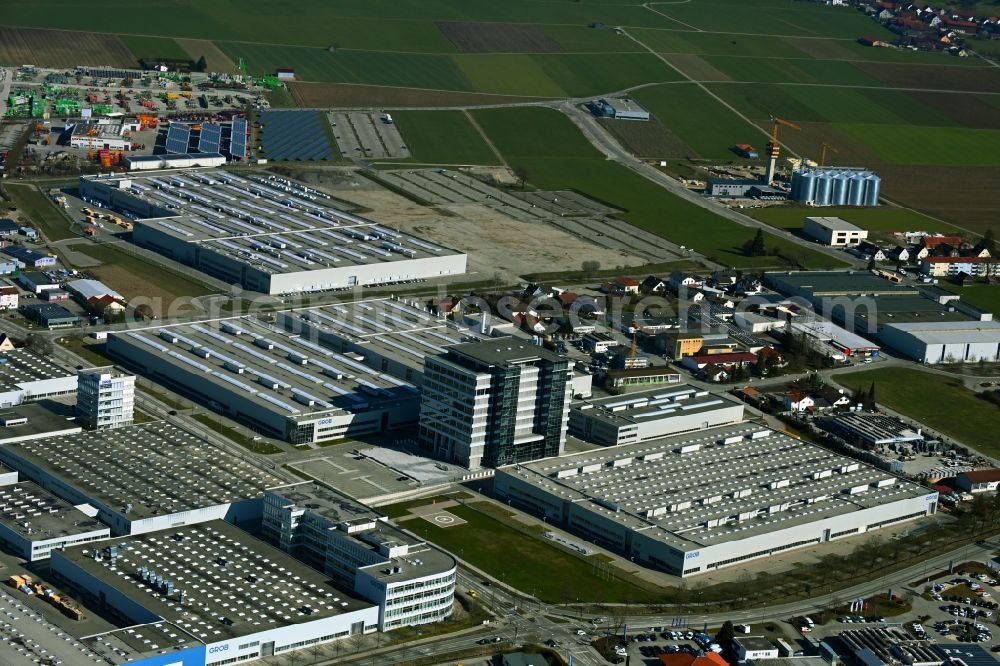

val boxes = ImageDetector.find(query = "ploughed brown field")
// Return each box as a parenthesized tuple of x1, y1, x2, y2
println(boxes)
(0, 26, 136, 68)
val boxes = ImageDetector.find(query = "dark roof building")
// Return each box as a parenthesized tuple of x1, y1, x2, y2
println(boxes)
(19, 303, 80, 328)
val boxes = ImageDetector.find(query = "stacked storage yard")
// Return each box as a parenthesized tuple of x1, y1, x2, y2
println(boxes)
(790, 167, 880, 207)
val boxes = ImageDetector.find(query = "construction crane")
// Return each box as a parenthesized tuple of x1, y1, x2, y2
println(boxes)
(764, 117, 800, 185)
(236, 56, 248, 81)
(820, 142, 839, 167)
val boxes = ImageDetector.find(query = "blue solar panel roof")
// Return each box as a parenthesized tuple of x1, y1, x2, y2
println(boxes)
(229, 118, 247, 159)
(165, 124, 192, 155)
(257, 111, 334, 161)
(197, 123, 222, 153)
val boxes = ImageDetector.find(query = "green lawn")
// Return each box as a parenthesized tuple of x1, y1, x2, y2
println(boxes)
(392, 110, 500, 165)
(118, 35, 189, 61)
(633, 83, 769, 159)
(399, 503, 661, 603)
(748, 206, 960, 234)
(838, 124, 1000, 166)
(834, 367, 1000, 454)
(4, 184, 76, 241)
(934, 282, 1000, 316)
(472, 106, 847, 269)
(68, 243, 213, 299)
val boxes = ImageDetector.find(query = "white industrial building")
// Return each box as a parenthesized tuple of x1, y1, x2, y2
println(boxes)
(802, 216, 868, 247)
(76, 367, 135, 429)
(106, 316, 421, 443)
(0, 422, 285, 536)
(125, 153, 227, 171)
(263, 483, 456, 631)
(79, 170, 467, 294)
(495, 423, 936, 577)
(568, 385, 745, 446)
(790, 319, 881, 359)
(51, 521, 380, 666)
(879, 321, 1000, 364)
(0, 348, 77, 408)
(277, 297, 494, 386)
(0, 476, 110, 561)
(68, 120, 140, 152)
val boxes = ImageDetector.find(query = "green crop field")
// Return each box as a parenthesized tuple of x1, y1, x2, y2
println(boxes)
(397, 503, 661, 604)
(651, 0, 896, 37)
(633, 83, 768, 159)
(471, 106, 846, 269)
(834, 367, 1000, 455)
(748, 206, 959, 234)
(838, 124, 1000, 166)
(454, 54, 563, 96)
(118, 35, 189, 62)
(701, 56, 881, 86)
(392, 110, 500, 165)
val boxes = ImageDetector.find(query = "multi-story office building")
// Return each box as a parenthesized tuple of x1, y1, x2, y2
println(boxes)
(76, 368, 135, 429)
(262, 483, 456, 631)
(418, 340, 572, 470)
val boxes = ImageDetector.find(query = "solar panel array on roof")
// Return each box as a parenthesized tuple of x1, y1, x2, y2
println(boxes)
(197, 123, 222, 153)
(230, 117, 248, 159)
(165, 124, 191, 155)
(258, 110, 334, 161)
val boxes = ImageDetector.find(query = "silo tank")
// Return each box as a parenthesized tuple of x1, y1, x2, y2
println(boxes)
(797, 171, 817, 203)
(814, 174, 832, 206)
(831, 172, 848, 206)
(848, 175, 866, 206)
(863, 174, 881, 206)
(790, 171, 802, 200)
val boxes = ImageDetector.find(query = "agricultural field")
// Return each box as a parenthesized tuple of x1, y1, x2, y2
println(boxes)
(391, 110, 501, 165)
(0, 26, 135, 68)
(834, 367, 1000, 455)
(649, 0, 889, 36)
(471, 106, 846, 270)
(288, 83, 551, 109)
(598, 118, 694, 159)
(837, 125, 1000, 167)
(436, 22, 562, 53)
(748, 206, 960, 235)
(118, 35, 190, 62)
(632, 83, 768, 160)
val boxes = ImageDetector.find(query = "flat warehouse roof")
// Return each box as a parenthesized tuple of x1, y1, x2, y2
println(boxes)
(280, 297, 492, 371)
(58, 521, 373, 644)
(82, 170, 464, 277)
(113, 315, 418, 418)
(83, 622, 200, 664)
(806, 216, 865, 232)
(501, 424, 930, 550)
(883, 320, 1000, 344)
(0, 422, 284, 520)
(0, 481, 107, 542)
(0, 348, 73, 391)
(791, 320, 880, 351)
(766, 271, 917, 297)
(572, 385, 742, 428)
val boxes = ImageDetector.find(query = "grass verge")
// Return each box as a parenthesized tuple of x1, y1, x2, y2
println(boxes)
(4, 184, 76, 241)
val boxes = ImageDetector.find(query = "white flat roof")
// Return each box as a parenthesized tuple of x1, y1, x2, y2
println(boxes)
(883, 320, 1000, 345)
(806, 216, 865, 232)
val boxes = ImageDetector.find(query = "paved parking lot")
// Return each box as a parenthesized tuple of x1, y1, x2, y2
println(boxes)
(329, 111, 410, 160)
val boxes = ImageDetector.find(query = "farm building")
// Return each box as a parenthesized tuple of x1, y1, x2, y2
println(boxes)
(802, 216, 868, 247)
(79, 170, 467, 295)
(276, 68, 296, 80)
(589, 97, 650, 121)
(790, 167, 881, 207)
(494, 423, 936, 577)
